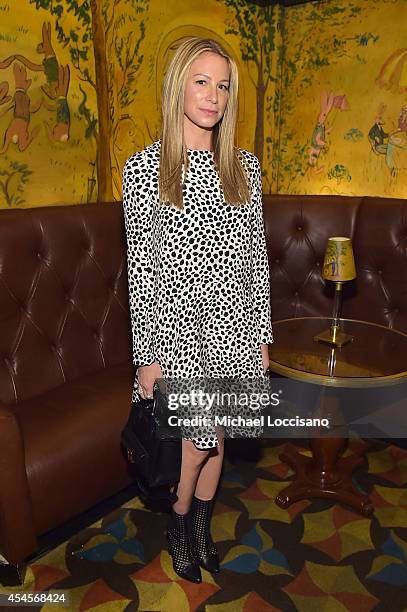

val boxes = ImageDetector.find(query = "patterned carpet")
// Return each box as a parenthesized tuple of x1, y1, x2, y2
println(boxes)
(4, 439, 407, 611)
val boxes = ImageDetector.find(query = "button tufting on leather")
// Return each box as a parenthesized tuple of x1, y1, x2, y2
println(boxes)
(378, 270, 383, 275)
(297, 226, 303, 231)
(275, 258, 279, 264)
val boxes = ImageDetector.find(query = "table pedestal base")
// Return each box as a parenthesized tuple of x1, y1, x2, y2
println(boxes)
(275, 443, 374, 516)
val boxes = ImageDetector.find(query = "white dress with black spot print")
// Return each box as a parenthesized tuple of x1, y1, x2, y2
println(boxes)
(122, 139, 273, 450)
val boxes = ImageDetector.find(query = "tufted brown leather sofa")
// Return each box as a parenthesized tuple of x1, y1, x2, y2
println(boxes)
(0, 203, 135, 585)
(0, 194, 406, 585)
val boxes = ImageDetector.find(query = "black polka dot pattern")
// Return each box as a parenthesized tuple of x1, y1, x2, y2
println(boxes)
(122, 139, 273, 449)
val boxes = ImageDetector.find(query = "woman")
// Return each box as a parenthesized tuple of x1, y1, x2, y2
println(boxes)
(122, 37, 273, 583)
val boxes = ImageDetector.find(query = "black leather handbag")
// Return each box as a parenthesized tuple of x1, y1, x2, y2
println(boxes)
(121, 385, 181, 503)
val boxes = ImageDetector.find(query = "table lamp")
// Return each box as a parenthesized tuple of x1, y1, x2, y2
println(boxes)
(314, 236, 356, 347)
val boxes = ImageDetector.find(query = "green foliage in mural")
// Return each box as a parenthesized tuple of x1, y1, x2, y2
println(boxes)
(264, 98, 275, 193)
(327, 164, 351, 184)
(283, 19, 378, 94)
(78, 84, 97, 140)
(219, 0, 278, 168)
(344, 128, 363, 143)
(0, 158, 32, 206)
(104, 1, 148, 126)
(279, 139, 308, 193)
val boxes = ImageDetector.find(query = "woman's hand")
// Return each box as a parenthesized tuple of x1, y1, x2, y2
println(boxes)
(137, 361, 163, 399)
(260, 344, 270, 374)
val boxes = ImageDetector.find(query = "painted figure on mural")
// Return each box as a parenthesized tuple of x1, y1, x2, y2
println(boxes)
(36, 22, 60, 100)
(308, 91, 349, 175)
(367, 102, 407, 178)
(370, 103, 407, 178)
(0, 21, 71, 153)
(386, 104, 407, 177)
(308, 91, 334, 173)
(368, 103, 389, 155)
(42, 64, 71, 143)
(0, 23, 62, 101)
(375, 48, 407, 179)
(0, 63, 42, 154)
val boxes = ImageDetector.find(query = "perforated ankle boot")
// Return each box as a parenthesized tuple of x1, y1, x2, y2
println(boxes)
(190, 496, 220, 574)
(166, 509, 202, 583)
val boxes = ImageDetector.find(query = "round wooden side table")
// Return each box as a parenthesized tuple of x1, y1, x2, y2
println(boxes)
(268, 317, 407, 516)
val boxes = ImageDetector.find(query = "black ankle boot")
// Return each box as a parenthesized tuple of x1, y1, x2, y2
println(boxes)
(190, 496, 220, 574)
(166, 509, 202, 583)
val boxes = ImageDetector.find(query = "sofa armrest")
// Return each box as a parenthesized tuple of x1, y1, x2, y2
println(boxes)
(0, 402, 37, 565)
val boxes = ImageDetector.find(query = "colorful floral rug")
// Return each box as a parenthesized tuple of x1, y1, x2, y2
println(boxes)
(3, 440, 407, 611)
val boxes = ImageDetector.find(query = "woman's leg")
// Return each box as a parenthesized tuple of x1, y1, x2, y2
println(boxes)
(172, 439, 210, 514)
(189, 429, 224, 574)
(167, 439, 210, 583)
(194, 430, 224, 500)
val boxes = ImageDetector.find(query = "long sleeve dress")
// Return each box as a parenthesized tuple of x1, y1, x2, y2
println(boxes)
(122, 139, 273, 450)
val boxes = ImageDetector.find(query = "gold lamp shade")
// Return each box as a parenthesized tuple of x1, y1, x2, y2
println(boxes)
(322, 237, 356, 282)
(315, 236, 357, 348)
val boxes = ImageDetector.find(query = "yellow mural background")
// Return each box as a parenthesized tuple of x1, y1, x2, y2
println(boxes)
(0, 0, 97, 207)
(0, 0, 280, 207)
(279, 0, 407, 198)
(0, 0, 406, 209)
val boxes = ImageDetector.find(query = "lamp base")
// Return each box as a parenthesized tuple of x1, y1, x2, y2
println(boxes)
(314, 327, 354, 347)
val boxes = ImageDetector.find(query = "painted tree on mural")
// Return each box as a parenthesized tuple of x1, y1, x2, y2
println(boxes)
(29, 0, 149, 202)
(220, 0, 277, 166)
(104, 0, 149, 197)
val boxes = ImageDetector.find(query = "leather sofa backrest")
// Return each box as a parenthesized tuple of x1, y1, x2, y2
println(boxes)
(0, 203, 132, 404)
(345, 197, 407, 332)
(263, 194, 407, 333)
(1, 194, 406, 404)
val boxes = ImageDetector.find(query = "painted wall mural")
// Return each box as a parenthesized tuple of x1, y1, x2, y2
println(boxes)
(0, 0, 406, 208)
(0, 0, 150, 207)
(278, 0, 407, 197)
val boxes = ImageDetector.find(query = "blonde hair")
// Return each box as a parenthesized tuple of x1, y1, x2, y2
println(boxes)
(159, 37, 250, 209)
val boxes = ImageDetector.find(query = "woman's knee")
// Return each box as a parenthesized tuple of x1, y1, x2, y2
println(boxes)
(182, 439, 210, 466)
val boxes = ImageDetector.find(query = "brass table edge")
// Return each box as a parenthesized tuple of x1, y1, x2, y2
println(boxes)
(269, 316, 407, 386)
(268, 360, 407, 388)
(273, 316, 407, 339)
